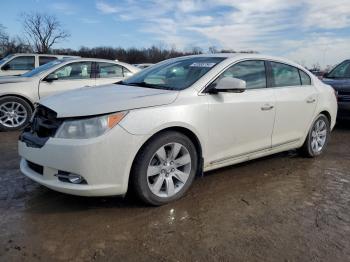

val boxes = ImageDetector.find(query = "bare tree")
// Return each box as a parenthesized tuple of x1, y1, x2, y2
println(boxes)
(0, 24, 7, 42)
(21, 13, 70, 53)
(208, 46, 218, 54)
(0, 24, 9, 56)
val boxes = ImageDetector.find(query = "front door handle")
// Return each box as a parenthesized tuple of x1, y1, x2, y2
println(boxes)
(306, 98, 316, 103)
(261, 104, 274, 111)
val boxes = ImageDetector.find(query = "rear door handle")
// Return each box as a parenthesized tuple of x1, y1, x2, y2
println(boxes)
(306, 98, 316, 103)
(261, 104, 274, 111)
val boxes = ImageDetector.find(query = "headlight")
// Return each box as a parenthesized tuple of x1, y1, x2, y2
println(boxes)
(55, 111, 128, 139)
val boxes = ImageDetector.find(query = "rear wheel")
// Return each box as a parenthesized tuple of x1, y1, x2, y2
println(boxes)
(0, 96, 32, 131)
(299, 114, 330, 157)
(131, 131, 198, 205)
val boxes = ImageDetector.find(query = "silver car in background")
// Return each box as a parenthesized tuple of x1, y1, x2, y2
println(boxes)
(0, 58, 139, 131)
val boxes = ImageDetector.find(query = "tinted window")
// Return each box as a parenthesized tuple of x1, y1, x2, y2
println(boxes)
(271, 62, 301, 87)
(50, 62, 93, 80)
(299, 70, 311, 85)
(97, 62, 123, 78)
(2, 56, 35, 70)
(216, 60, 267, 89)
(327, 60, 350, 78)
(39, 56, 57, 66)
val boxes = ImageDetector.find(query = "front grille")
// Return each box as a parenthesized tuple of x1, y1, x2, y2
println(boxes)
(20, 105, 62, 148)
(27, 161, 43, 175)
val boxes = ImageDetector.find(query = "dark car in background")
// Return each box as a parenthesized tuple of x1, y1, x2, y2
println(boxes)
(323, 60, 350, 120)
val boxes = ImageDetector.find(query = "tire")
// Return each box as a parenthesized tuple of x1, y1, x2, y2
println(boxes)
(299, 114, 330, 157)
(130, 131, 198, 206)
(0, 96, 33, 132)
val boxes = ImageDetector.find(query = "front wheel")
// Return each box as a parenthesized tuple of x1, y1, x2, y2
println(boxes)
(0, 96, 33, 131)
(130, 131, 198, 206)
(299, 114, 330, 157)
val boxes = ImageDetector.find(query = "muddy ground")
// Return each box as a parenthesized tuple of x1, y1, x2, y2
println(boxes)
(0, 124, 350, 262)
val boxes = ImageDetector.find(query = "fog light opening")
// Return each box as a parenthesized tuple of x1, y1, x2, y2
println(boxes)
(55, 171, 87, 184)
(68, 174, 85, 184)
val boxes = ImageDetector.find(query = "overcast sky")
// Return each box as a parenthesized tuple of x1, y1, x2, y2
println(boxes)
(2, 0, 350, 68)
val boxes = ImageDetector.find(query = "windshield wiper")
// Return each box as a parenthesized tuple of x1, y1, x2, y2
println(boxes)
(117, 81, 171, 90)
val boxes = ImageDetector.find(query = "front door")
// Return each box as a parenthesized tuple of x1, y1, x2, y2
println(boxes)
(39, 61, 96, 99)
(206, 60, 275, 165)
(0, 56, 35, 76)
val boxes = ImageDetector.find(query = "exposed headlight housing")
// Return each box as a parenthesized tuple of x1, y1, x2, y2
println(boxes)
(55, 111, 128, 139)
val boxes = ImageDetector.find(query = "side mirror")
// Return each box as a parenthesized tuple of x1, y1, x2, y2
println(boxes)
(44, 74, 58, 82)
(209, 77, 246, 93)
(2, 64, 10, 71)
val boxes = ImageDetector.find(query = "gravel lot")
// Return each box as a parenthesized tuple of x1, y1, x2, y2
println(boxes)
(1, 123, 350, 262)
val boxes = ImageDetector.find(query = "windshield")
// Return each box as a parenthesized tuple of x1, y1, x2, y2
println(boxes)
(120, 57, 226, 90)
(0, 54, 14, 65)
(327, 60, 350, 79)
(22, 59, 68, 77)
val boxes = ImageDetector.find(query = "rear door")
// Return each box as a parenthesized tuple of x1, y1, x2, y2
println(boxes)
(38, 61, 96, 98)
(95, 62, 131, 86)
(0, 55, 35, 76)
(268, 61, 318, 146)
(39, 56, 58, 66)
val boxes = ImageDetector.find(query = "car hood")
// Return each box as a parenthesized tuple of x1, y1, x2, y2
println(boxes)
(39, 84, 179, 118)
(323, 78, 350, 92)
(0, 76, 33, 84)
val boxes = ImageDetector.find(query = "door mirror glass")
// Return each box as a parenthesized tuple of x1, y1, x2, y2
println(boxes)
(44, 74, 58, 82)
(214, 77, 246, 92)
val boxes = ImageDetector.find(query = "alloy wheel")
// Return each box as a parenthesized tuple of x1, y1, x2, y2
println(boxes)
(147, 142, 192, 198)
(0, 101, 28, 128)
(311, 118, 327, 153)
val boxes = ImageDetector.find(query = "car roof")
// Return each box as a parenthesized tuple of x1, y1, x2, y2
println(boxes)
(177, 53, 306, 70)
(12, 53, 79, 57)
(54, 57, 139, 71)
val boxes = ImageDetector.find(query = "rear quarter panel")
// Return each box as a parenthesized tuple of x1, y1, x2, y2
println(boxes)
(313, 77, 338, 130)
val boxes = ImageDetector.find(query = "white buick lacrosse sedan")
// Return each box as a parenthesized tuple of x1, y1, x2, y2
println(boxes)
(19, 54, 337, 205)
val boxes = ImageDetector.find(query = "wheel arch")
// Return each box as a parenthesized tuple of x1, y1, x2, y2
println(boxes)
(130, 126, 204, 182)
(301, 109, 333, 146)
(0, 94, 35, 111)
(319, 110, 331, 124)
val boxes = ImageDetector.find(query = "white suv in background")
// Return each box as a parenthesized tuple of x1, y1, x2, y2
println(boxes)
(0, 58, 139, 131)
(0, 53, 79, 76)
